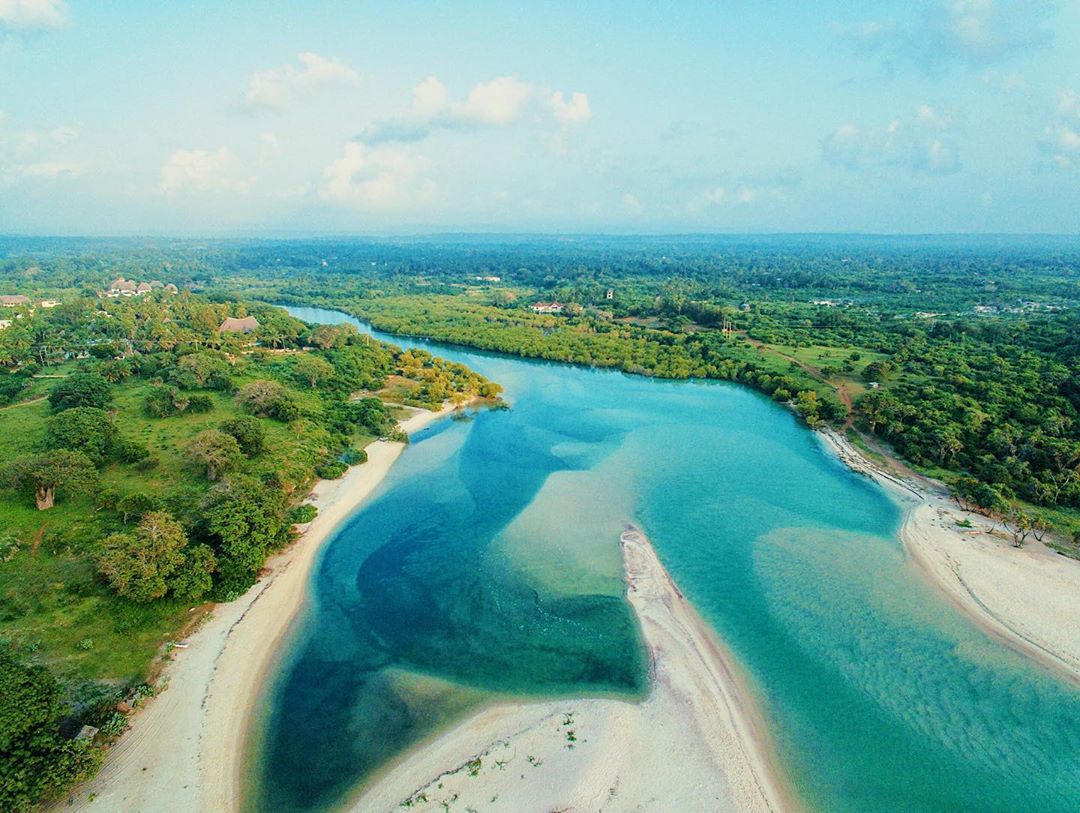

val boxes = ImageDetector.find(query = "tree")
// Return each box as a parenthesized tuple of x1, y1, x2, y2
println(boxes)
(143, 384, 189, 417)
(292, 354, 335, 389)
(169, 544, 217, 601)
(116, 492, 160, 524)
(219, 415, 266, 457)
(47, 372, 112, 412)
(95, 511, 189, 602)
(235, 379, 299, 421)
(3, 451, 97, 510)
(1002, 506, 1036, 548)
(186, 429, 242, 480)
(0, 650, 100, 812)
(42, 407, 116, 465)
(200, 475, 288, 595)
(172, 352, 233, 390)
(308, 323, 359, 349)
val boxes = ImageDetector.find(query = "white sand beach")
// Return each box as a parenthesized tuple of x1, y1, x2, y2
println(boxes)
(60, 404, 462, 813)
(348, 527, 793, 813)
(821, 429, 1080, 686)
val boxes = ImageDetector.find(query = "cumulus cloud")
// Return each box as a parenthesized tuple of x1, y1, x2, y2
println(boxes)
(321, 141, 434, 208)
(159, 147, 251, 194)
(836, 0, 1054, 69)
(16, 160, 80, 179)
(1038, 89, 1080, 169)
(243, 52, 360, 112)
(823, 106, 962, 175)
(359, 75, 592, 144)
(0, 0, 67, 30)
(0, 115, 83, 184)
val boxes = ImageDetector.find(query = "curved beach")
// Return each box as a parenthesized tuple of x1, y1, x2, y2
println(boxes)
(61, 404, 461, 813)
(347, 528, 793, 813)
(822, 430, 1080, 687)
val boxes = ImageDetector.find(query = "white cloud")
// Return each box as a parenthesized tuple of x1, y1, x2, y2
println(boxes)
(550, 91, 592, 124)
(159, 147, 251, 194)
(1039, 89, 1080, 169)
(823, 107, 962, 175)
(360, 75, 592, 144)
(620, 192, 643, 214)
(455, 76, 533, 125)
(321, 142, 434, 208)
(17, 160, 79, 178)
(0, 0, 67, 30)
(243, 52, 360, 112)
(837, 1, 1054, 69)
(687, 183, 786, 214)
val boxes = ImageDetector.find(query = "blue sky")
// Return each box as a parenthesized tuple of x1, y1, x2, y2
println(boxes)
(1, 0, 1079, 234)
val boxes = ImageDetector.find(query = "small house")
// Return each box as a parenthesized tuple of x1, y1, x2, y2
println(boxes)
(220, 316, 260, 334)
(40, 299, 60, 308)
(0, 295, 31, 307)
(531, 302, 564, 315)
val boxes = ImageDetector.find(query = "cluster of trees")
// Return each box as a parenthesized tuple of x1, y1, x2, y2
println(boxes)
(0, 650, 101, 813)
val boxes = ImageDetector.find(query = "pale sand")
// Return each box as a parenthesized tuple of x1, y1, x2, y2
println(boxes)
(347, 528, 794, 813)
(61, 403, 463, 813)
(821, 428, 1080, 686)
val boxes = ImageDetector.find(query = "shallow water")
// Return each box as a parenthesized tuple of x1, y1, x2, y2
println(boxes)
(256, 305, 1080, 813)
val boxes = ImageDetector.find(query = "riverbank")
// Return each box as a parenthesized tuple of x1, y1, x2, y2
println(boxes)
(60, 402, 466, 813)
(820, 428, 1080, 686)
(347, 527, 793, 813)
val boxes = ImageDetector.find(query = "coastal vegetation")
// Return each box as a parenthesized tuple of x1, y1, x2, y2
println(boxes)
(0, 280, 499, 810)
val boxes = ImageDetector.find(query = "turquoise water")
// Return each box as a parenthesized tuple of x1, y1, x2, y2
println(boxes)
(257, 305, 1080, 813)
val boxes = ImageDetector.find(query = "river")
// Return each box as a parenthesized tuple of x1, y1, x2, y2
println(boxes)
(253, 304, 1080, 813)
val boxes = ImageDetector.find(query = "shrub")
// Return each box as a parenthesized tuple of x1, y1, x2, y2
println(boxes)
(339, 447, 368, 465)
(42, 408, 116, 465)
(314, 461, 348, 480)
(186, 394, 214, 413)
(236, 380, 300, 422)
(219, 415, 266, 457)
(288, 504, 318, 524)
(47, 372, 112, 412)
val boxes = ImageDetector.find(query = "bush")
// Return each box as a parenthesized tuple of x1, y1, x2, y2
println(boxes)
(115, 438, 150, 464)
(186, 394, 214, 413)
(314, 461, 348, 480)
(47, 372, 112, 412)
(339, 447, 368, 465)
(235, 380, 300, 422)
(116, 492, 160, 524)
(288, 504, 318, 524)
(219, 415, 266, 457)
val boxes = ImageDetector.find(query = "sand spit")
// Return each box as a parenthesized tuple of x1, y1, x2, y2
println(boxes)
(349, 527, 793, 813)
(821, 428, 1080, 686)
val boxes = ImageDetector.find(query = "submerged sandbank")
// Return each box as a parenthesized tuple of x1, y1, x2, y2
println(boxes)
(821, 429, 1080, 687)
(348, 527, 793, 813)
(61, 403, 465, 813)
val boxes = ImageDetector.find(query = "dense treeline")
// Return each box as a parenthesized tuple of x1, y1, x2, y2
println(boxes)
(0, 286, 498, 810)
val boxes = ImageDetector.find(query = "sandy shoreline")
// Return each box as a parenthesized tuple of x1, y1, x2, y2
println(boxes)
(820, 428, 1080, 686)
(347, 527, 794, 813)
(61, 402, 464, 813)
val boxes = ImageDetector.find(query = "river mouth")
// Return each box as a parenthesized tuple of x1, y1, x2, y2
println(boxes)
(252, 305, 1080, 813)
